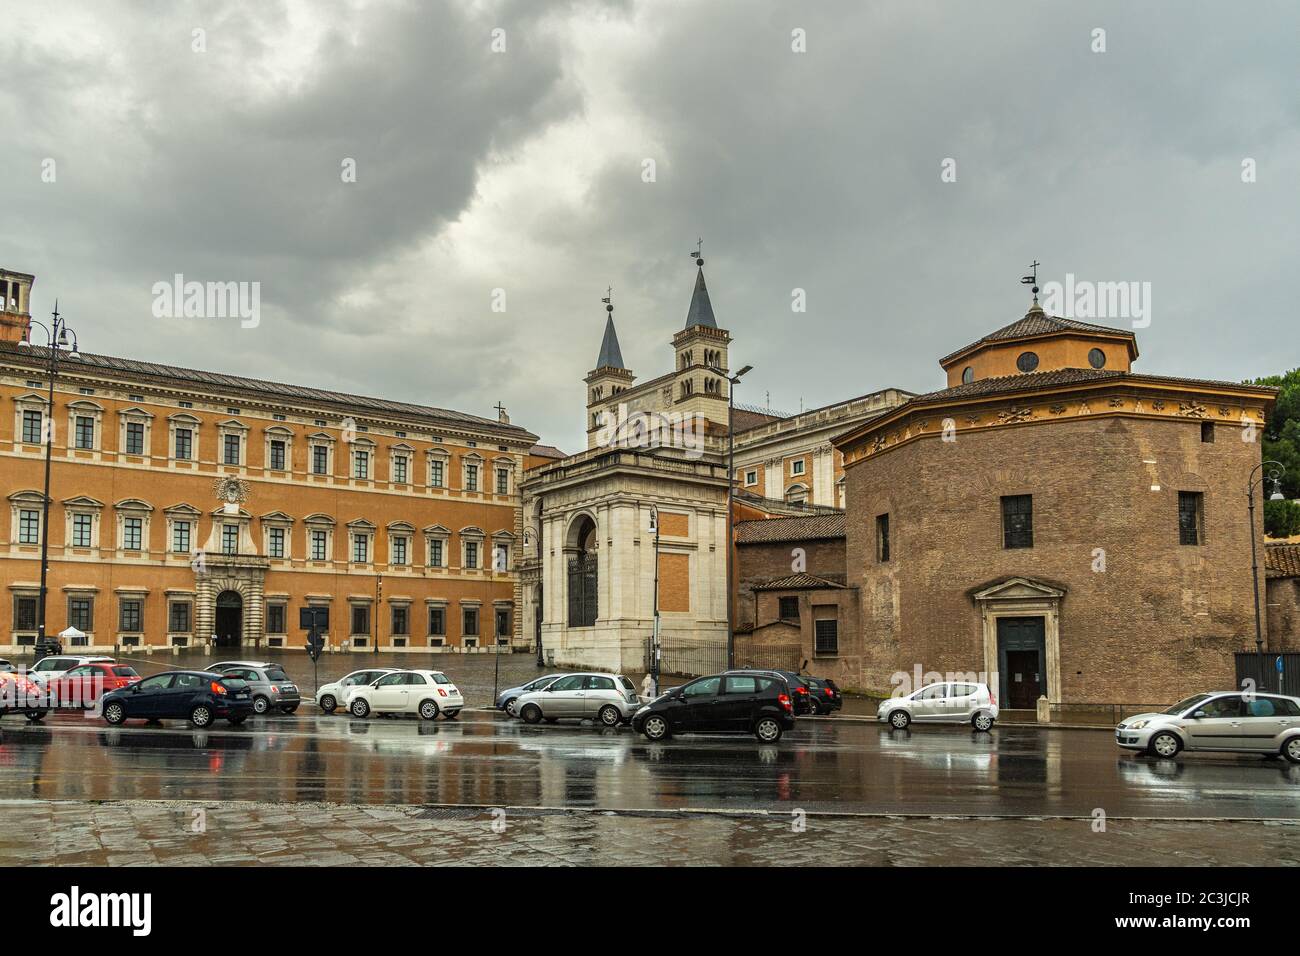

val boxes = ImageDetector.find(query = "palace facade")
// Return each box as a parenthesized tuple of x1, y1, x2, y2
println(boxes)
(1, 268, 538, 655)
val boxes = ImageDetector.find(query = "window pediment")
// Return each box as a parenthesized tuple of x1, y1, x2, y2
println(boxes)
(971, 577, 1066, 602)
(114, 498, 154, 512)
(491, 529, 517, 540)
(303, 513, 336, 527)
(164, 502, 201, 516)
(423, 524, 450, 536)
(347, 518, 376, 530)
(8, 489, 45, 504)
(264, 425, 294, 437)
(217, 418, 248, 432)
(168, 412, 201, 424)
(117, 406, 155, 420)
(62, 495, 104, 510)
(387, 520, 415, 532)
(260, 511, 294, 525)
(14, 392, 47, 407)
(459, 526, 486, 538)
(68, 399, 104, 412)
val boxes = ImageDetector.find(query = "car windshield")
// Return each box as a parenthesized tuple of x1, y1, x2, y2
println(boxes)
(264, 667, 290, 682)
(1163, 694, 1212, 715)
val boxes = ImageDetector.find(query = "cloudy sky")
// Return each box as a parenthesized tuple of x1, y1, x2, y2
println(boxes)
(2, 0, 1297, 451)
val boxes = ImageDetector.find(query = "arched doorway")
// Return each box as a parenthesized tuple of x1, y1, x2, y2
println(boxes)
(215, 590, 243, 648)
(566, 514, 598, 627)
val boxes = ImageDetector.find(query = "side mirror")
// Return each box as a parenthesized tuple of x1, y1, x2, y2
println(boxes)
(1190, 710, 1207, 719)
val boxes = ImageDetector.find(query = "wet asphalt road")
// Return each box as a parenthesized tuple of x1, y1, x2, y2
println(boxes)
(1, 708, 1297, 819)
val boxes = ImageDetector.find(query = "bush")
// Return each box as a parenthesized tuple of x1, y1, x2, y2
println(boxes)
(1264, 498, 1300, 538)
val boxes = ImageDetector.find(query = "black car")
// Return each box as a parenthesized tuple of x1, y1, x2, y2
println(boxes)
(725, 668, 815, 715)
(100, 670, 254, 728)
(805, 676, 843, 715)
(631, 670, 796, 742)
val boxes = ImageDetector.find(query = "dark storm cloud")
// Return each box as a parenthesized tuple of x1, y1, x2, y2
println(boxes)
(0, 0, 1296, 451)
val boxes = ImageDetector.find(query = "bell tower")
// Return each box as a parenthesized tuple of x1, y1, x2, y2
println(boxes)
(0, 269, 34, 345)
(671, 248, 731, 426)
(585, 291, 635, 449)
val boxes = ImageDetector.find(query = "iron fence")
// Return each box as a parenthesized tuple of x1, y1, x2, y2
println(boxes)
(645, 637, 804, 679)
(1235, 651, 1300, 697)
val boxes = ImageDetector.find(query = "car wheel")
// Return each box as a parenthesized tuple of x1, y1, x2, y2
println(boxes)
(189, 705, 213, 728)
(597, 704, 621, 727)
(888, 709, 911, 729)
(319, 694, 337, 714)
(520, 703, 542, 724)
(643, 715, 669, 741)
(103, 702, 125, 725)
(252, 696, 270, 715)
(228, 716, 247, 726)
(1148, 731, 1182, 759)
(24, 709, 45, 722)
(503, 697, 518, 715)
(418, 699, 440, 721)
(1283, 737, 1300, 765)
(972, 713, 994, 732)
(350, 698, 371, 718)
(754, 717, 782, 742)
(807, 699, 821, 716)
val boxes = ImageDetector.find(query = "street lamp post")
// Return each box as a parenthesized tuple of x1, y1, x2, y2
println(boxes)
(649, 505, 660, 696)
(17, 303, 80, 657)
(725, 364, 753, 670)
(1247, 460, 1285, 677)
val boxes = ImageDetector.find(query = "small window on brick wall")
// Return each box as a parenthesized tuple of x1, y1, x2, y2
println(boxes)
(778, 596, 799, 621)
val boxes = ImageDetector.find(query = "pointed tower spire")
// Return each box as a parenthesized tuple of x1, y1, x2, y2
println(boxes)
(684, 244, 718, 329)
(595, 288, 625, 369)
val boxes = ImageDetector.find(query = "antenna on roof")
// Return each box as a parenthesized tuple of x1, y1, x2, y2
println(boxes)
(1020, 260, 1040, 306)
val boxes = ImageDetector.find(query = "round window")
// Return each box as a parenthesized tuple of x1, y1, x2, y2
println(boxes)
(1088, 347, 1106, 369)
(961, 366, 974, 385)
(1016, 351, 1039, 373)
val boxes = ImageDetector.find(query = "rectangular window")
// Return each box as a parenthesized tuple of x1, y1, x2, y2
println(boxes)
(465, 464, 479, 492)
(221, 524, 239, 555)
(311, 445, 329, 475)
(174, 427, 193, 460)
(391, 606, 409, 636)
(353, 450, 369, 479)
(169, 602, 192, 633)
(430, 460, 445, 487)
(814, 619, 839, 656)
(393, 456, 408, 484)
(876, 513, 891, 562)
(394, 537, 409, 565)
(119, 599, 142, 632)
(71, 513, 93, 548)
(67, 597, 94, 631)
(779, 596, 800, 621)
(1178, 491, 1204, 546)
(493, 543, 509, 572)
(22, 410, 43, 444)
(310, 530, 328, 561)
(74, 416, 94, 449)
(463, 607, 479, 637)
(1001, 494, 1033, 549)
(352, 534, 369, 564)
(351, 605, 370, 636)
(428, 607, 445, 636)
(266, 604, 286, 635)
(1201, 421, 1215, 443)
(429, 539, 444, 567)
(125, 421, 145, 455)
(744, 470, 757, 486)
(465, 541, 479, 569)
(790, 459, 805, 476)
(268, 527, 285, 558)
(223, 433, 241, 465)
(123, 517, 143, 550)
(14, 596, 38, 631)
(496, 469, 509, 495)
(269, 440, 286, 470)
(18, 509, 40, 544)
(172, 520, 191, 553)
(495, 608, 510, 642)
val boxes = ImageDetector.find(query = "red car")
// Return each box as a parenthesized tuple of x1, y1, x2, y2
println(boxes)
(45, 662, 141, 709)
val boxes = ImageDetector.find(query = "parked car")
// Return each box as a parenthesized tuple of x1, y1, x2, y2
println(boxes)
(45, 662, 141, 708)
(100, 670, 253, 728)
(495, 673, 567, 715)
(0, 669, 48, 721)
(210, 663, 301, 715)
(316, 668, 398, 714)
(514, 673, 640, 727)
(805, 676, 843, 715)
(632, 670, 796, 742)
(28, 655, 115, 686)
(0, 658, 16, 672)
(344, 670, 463, 720)
(1116, 691, 1300, 763)
(724, 669, 815, 715)
(877, 681, 998, 731)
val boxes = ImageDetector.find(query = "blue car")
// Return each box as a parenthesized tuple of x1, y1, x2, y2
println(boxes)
(101, 670, 254, 728)
(495, 673, 568, 715)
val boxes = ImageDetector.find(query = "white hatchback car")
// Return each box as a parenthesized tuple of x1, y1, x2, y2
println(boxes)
(344, 670, 464, 720)
(1116, 691, 1300, 762)
(29, 655, 115, 685)
(877, 681, 999, 731)
(514, 672, 641, 727)
(316, 667, 398, 714)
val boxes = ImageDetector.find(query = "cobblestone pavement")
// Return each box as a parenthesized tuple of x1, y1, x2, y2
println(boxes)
(2, 799, 1296, 866)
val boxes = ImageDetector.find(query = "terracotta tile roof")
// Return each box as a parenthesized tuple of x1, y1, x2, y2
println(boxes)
(939, 309, 1136, 365)
(529, 443, 567, 459)
(752, 572, 845, 591)
(735, 512, 846, 544)
(1266, 542, 1300, 579)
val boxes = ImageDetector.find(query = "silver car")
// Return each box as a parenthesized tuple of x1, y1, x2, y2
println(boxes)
(515, 672, 641, 727)
(1116, 691, 1300, 762)
(209, 661, 301, 715)
(496, 673, 567, 715)
(877, 681, 999, 731)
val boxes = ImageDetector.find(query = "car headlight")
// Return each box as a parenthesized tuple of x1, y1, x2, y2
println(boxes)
(1127, 719, 1149, 730)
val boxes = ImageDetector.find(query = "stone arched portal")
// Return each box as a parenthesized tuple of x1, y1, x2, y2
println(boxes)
(194, 555, 269, 649)
(565, 513, 598, 628)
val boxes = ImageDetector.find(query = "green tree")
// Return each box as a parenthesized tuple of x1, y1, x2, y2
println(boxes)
(1264, 498, 1300, 538)
(1251, 368, 1300, 512)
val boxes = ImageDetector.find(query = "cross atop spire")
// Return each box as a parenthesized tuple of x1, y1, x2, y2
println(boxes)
(594, 288, 626, 370)
(1020, 260, 1041, 308)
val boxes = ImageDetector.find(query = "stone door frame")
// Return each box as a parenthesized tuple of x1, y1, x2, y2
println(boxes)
(973, 577, 1065, 705)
